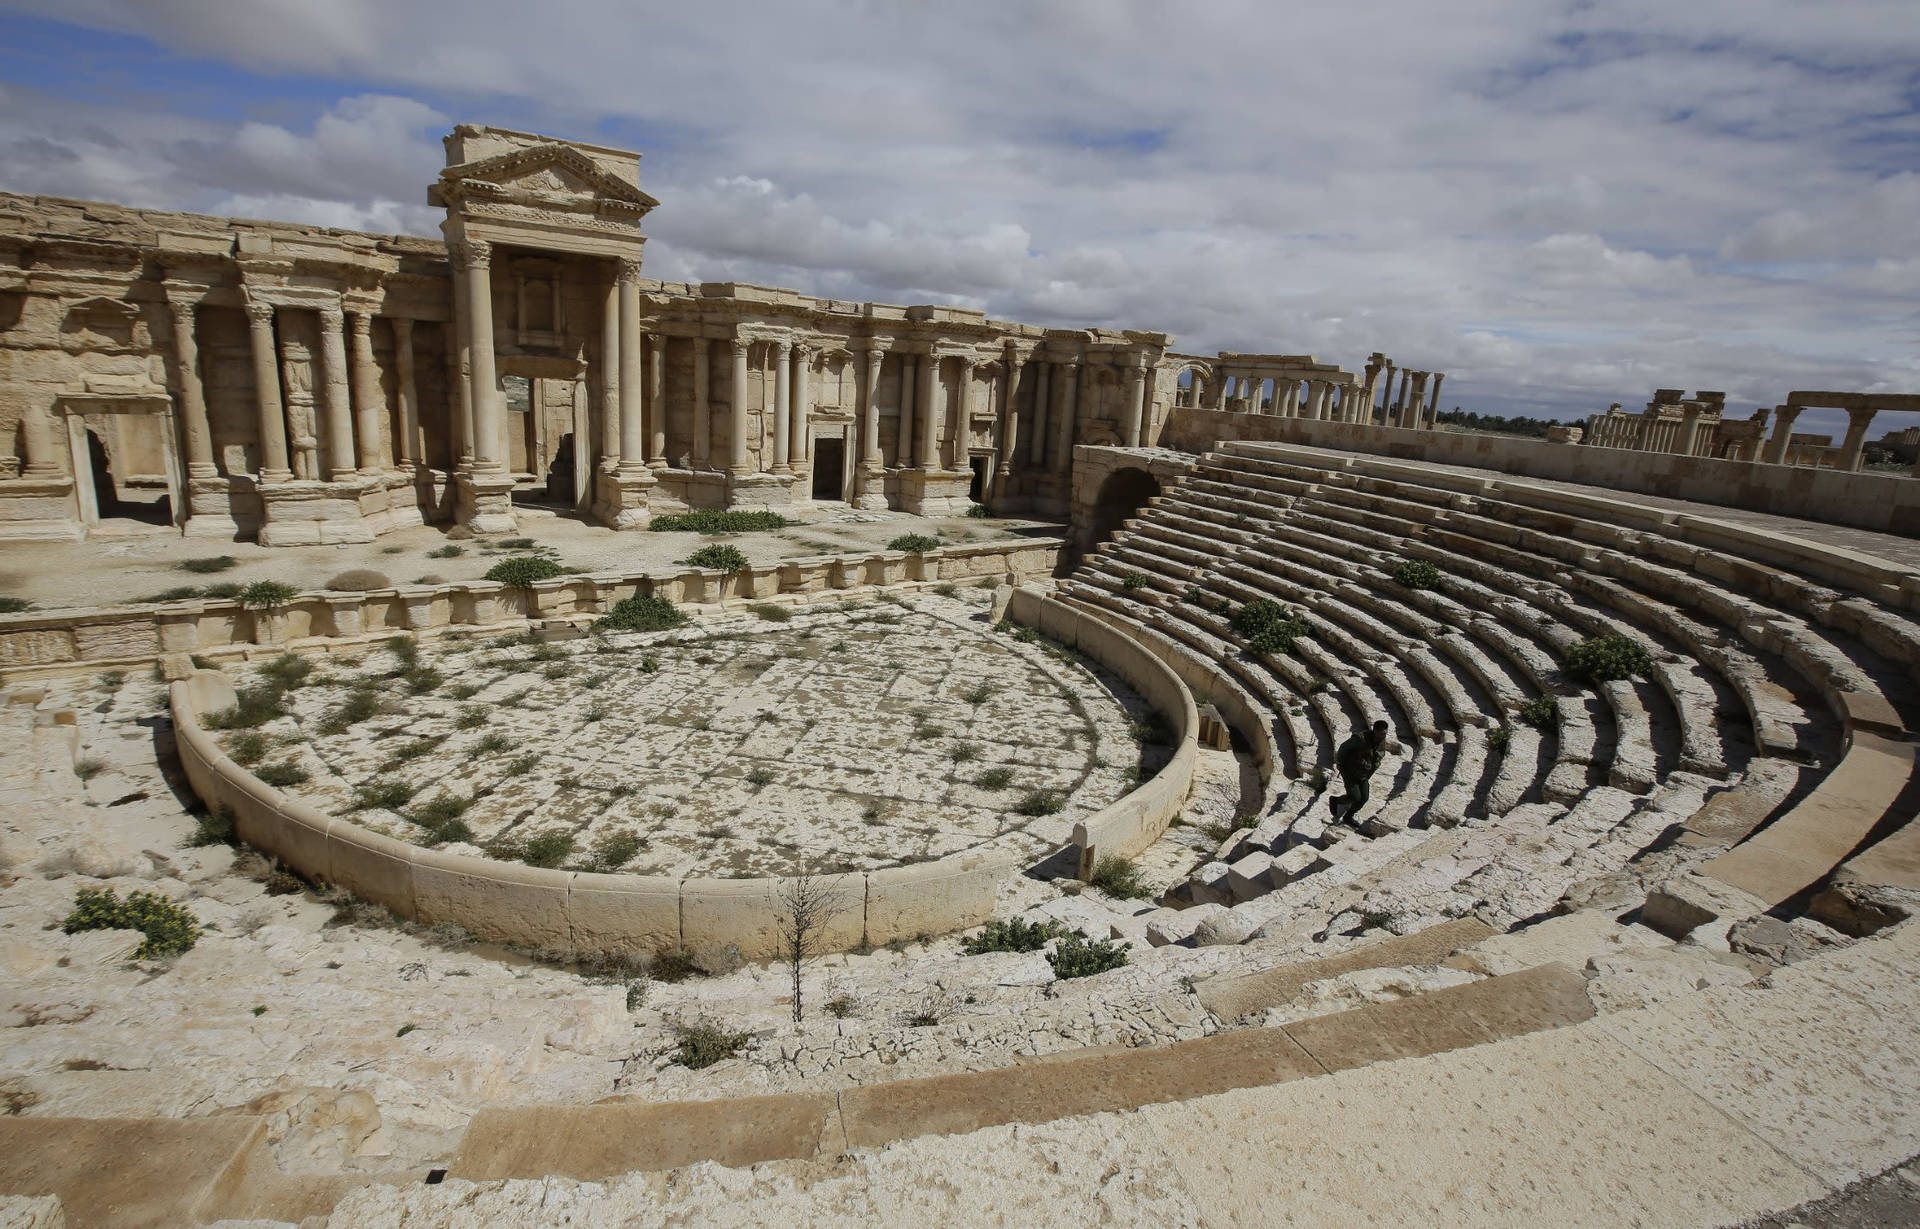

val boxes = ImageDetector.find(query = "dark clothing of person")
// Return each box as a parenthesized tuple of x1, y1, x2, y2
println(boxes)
(1330, 731, 1385, 821)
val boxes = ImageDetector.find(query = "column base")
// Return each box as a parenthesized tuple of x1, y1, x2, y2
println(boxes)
(181, 476, 245, 540)
(594, 470, 655, 530)
(257, 477, 384, 546)
(453, 470, 518, 537)
(725, 470, 797, 510)
(898, 469, 975, 517)
(0, 477, 83, 541)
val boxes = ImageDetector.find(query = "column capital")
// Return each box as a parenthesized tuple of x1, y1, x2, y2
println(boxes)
(347, 310, 374, 336)
(243, 299, 276, 325)
(318, 302, 345, 329)
(774, 338, 792, 357)
(730, 336, 751, 356)
(615, 256, 642, 284)
(454, 239, 493, 271)
(165, 297, 199, 325)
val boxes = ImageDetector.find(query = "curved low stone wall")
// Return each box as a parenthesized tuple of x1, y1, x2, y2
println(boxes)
(169, 591, 1198, 959)
(0, 536, 1064, 677)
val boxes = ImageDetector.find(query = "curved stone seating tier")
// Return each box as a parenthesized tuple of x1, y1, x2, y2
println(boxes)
(169, 590, 1201, 959)
(1065, 441, 1920, 938)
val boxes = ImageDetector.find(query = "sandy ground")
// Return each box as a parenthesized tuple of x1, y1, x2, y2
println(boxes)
(0, 503, 1065, 613)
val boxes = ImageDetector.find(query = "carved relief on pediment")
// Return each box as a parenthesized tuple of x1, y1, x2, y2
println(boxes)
(60, 296, 145, 350)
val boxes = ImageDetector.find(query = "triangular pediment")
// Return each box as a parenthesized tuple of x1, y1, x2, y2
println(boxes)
(435, 143, 659, 213)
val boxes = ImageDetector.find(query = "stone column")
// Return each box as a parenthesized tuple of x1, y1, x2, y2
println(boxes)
(860, 341, 884, 467)
(918, 351, 940, 471)
(1050, 360, 1079, 472)
(647, 332, 667, 468)
(616, 258, 646, 476)
(771, 340, 792, 473)
(1378, 365, 1395, 414)
(1427, 373, 1444, 424)
(1282, 381, 1300, 416)
(1123, 356, 1146, 447)
(243, 301, 290, 480)
(692, 337, 710, 469)
(316, 304, 357, 481)
(18, 403, 59, 478)
(1000, 345, 1022, 480)
(728, 338, 751, 473)
(1027, 359, 1050, 466)
(1393, 369, 1409, 418)
(166, 299, 216, 478)
(1212, 373, 1229, 410)
(392, 318, 418, 468)
(896, 353, 916, 468)
(1763, 405, 1801, 465)
(600, 272, 621, 471)
(950, 356, 974, 469)
(463, 242, 504, 473)
(447, 263, 473, 467)
(1838, 407, 1876, 472)
(1403, 373, 1429, 429)
(1676, 405, 1704, 456)
(792, 344, 811, 463)
(347, 311, 388, 475)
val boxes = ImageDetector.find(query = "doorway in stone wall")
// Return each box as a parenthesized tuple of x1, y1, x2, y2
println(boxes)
(812, 438, 844, 500)
(63, 404, 182, 535)
(968, 456, 988, 502)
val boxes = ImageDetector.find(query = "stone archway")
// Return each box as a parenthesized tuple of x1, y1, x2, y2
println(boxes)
(1086, 466, 1161, 559)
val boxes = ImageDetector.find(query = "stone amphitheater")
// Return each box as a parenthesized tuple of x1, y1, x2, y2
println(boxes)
(0, 126, 1917, 1227)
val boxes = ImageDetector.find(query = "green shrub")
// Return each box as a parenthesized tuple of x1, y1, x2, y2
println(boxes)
(188, 806, 234, 847)
(426, 544, 464, 559)
(651, 947, 702, 983)
(1489, 725, 1512, 753)
(1516, 696, 1557, 731)
(403, 665, 443, 695)
(974, 766, 1015, 791)
(178, 555, 237, 574)
(888, 533, 940, 554)
(1230, 598, 1311, 656)
(746, 602, 791, 623)
(1015, 789, 1063, 817)
(1089, 854, 1148, 899)
(238, 580, 299, 610)
(1564, 634, 1651, 685)
(1391, 559, 1442, 590)
(648, 509, 791, 534)
(327, 569, 390, 592)
(595, 594, 689, 633)
(258, 653, 314, 690)
(670, 1021, 751, 1069)
(949, 742, 979, 763)
(1047, 933, 1130, 980)
(385, 635, 419, 666)
(255, 760, 309, 787)
(587, 828, 645, 872)
(317, 688, 380, 734)
(520, 831, 575, 868)
(962, 917, 1062, 955)
(352, 778, 416, 812)
(226, 732, 268, 766)
(205, 683, 287, 730)
(965, 504, 992, 519)
(1119, 571, 1149, 590)
(63, 887, 200, 959)
(455, 707, 487, 730)
(0, 597, 30, 614)
(685, 544, 749, 572)
(484, 556, 568, 589)
(745, 766, 775, 787)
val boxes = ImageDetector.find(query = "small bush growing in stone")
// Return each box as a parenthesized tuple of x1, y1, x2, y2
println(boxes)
(825, 994, 856, 1018)
(73, 756, 106, 781)
(1489, 725, 1512, 753)
(888, 533, 940, 554)
(352, 778, 416, 812)
(1119, 571, 1150, 590)
(587, 828, 645, 872)
(206, 682, 287, 730)
(1517, 696, 1558, 731)
(455, 706, 487, 730)
(504, 753, 538, 778)
(471, 732, 514, 757)
(255, 760, 309, 787)
(1391, 558, 1442, 590)
(651, 947, 701, 982)
(596, 594, 689, 633)
(540, 662, 574, 681)
(63, 887, 200, 959)
(0, 597, 30, 613)
(1015, 789, 1063, 817)
(1089, 854, 1148, 899)
(186, 807, 233, 848)
(427, 544, 464, 559)
(685, 544, 749, 572)
(671, 1021, 751, 1069)
(639, 653, 660, 672)
(1564, 634, 1651, 685)
(961, 682, 995, 705)
(974, 766, 1015, 791)
(1231, 598, 1311, 656)
(447, 683, 484, 701)
(226, 731, 268, 765)
(258, 653, 314, 690)
(317, 688, 380, 734)
(404, 665, 443, 694)
(649, 509, 791, 534)
(1047, 933, 1130, 980)
(745, 766, 775, 787)
(518, 830, 574, 868)
(327, 569, 390, 592)
(962, 917, 1063, 955)
(484, 556, 568, 589)
(178, 555, 237, 574)
(239, 580, 299, 610)
(746, 601, 791, 623)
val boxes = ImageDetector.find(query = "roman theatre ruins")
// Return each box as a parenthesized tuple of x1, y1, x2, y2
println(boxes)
(0, 125, 1917, 1225)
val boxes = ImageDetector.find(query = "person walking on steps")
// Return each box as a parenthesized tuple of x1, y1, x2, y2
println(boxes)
(1327, 720, 1389, 825)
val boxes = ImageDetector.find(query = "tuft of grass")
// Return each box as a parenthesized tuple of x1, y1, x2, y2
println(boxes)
(1230, 599, 1312, 657)
(586, 828, 646, 872)
(745, 766, 775, 788)
(974, 766, 1014, 791)
(206, 683, 288, 731)
(353, 778, 416, 812)
(226, 732, 268, 766)
(648, 509, 791, 534)
(0, 597, 30, 614)
(188, 806, 235, 848)
(178, 555, 237, 574)
(949, 743, 980, 764)
(518, 831, 575, 868)
(746, 602, 791, 623)
(887, 533, 940, 554)
(255, 760, 309, 787)
(1014, 789, 1063, 817)
(455, 706, 488, 730)
(1119, 571, 1149, 590)
(258, 653, 314, 690)
(73, 756, 106, 782)
(670, 1021, 752, 1069)
(1089, 854, 1147, 899)
(961, 682, 995, 705)
(316, 688, 380, 735)
(427, 544, 464, 559)
(239, 580, 299, 610)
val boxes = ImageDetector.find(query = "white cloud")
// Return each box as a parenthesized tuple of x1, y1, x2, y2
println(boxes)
(0, 0, 1915, 420)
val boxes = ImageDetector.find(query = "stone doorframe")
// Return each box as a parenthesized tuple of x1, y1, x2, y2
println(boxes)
(55, 391, 185, 531)
(807, 421, 853, 503)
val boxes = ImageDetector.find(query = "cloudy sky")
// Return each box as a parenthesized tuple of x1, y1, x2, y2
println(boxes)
(0, 0, 1915, 430)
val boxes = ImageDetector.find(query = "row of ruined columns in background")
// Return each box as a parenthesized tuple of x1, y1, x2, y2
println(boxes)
(1203, 373, 1357, 422)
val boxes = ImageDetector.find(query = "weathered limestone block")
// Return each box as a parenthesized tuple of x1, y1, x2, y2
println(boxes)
(1145, 903, 1226, 947)
(1189, 860, 1234, 906)
(72, 618, 160, 661)
(1643, 872, 1769, 940)
(1226, 851, 1276, 902)
(565, 872, 682, 958)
